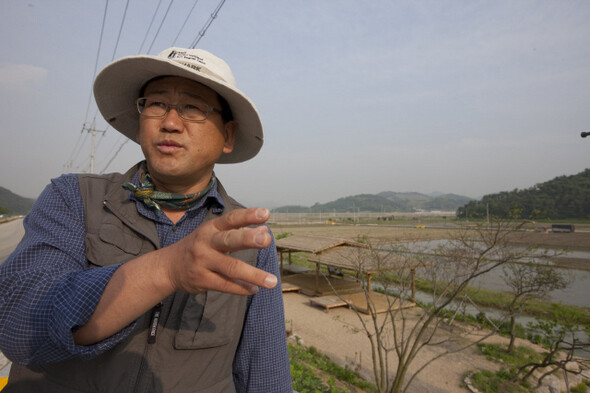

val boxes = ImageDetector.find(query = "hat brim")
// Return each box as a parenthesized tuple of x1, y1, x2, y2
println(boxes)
(93, 55, 263, 164)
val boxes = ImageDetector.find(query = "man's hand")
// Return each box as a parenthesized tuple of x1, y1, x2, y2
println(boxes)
(74, 207, 277, 345)
(163, 207, 278, 296)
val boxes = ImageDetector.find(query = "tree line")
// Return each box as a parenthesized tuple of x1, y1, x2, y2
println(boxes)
(456, 168, 590, 220)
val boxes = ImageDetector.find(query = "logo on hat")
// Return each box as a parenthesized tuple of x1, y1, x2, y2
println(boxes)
(167, 50, 205, 64)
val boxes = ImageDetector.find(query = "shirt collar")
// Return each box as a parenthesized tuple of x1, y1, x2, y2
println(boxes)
(127, 169, 225, 223)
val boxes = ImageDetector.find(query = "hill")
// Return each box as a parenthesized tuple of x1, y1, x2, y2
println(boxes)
(457, 168, 590, 220)
(0, 187, 36, 215)
(272, 192, 472, 213)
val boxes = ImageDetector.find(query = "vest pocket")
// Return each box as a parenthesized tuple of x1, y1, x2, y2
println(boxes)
(85, 222, 149, 267)
(174, 291, 245, 349)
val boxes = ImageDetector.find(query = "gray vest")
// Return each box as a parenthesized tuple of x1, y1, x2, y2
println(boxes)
(7, 165, 257, 393)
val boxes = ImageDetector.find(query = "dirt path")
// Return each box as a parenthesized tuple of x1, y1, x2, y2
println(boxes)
(283, 291, 512, 393)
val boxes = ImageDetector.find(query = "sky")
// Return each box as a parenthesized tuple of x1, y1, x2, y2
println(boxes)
(1, 1, 589, 208)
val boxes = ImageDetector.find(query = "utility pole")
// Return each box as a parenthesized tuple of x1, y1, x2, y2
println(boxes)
(82, 120, 106, 173)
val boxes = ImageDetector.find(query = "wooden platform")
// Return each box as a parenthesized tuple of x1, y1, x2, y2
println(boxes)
(306, 291, 415, 314)
(342, 292, 416, 315)
(281, 282, 301, 293)
(309, 295, 350, 311)
(281, 272, 362, 297)
(281, 264, 313, 274)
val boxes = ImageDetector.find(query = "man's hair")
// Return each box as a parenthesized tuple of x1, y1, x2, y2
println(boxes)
(217, 94, 234, 124)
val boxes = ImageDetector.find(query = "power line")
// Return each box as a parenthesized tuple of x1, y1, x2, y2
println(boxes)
(75, 0, 229, 174)
(172, 0, 200, 46)
(65, 126, 87, 170)
(147, 0, 176, 53)
(190, 0, 226, 49)
(110, 0, 130, 61)
(97, 133, 124, 169)
(139, 0, 164, 53)
(66, 0, 109, 173)
(100, 138, 130, 174)
(83, 0, 109, 124)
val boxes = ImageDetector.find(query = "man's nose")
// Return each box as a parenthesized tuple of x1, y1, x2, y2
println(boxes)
(161, 106, 184, 131)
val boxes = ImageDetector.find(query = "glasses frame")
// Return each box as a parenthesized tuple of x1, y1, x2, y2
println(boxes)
(136, 97, 223, 122)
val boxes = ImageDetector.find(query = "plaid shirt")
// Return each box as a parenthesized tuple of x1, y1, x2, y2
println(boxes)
(0, 171, 292, 392)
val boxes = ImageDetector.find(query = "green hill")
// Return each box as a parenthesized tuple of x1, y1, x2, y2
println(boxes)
(272, 192, 472, 213)
(0, 187, 36, 215)
(457, 168, 590, 220)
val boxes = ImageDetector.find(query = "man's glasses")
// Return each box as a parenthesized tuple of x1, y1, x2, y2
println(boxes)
(136, 97, 222, 122)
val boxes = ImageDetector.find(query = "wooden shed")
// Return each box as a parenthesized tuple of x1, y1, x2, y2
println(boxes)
(276, 235, 424, 313)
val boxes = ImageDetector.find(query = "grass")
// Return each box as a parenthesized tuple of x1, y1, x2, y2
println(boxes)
(422, 278, 590, 325)
(478, 343, 544, 365)
(571, 381, 589, 393)
(379, 272, 590, 326)
(289, 343, 377, 393)
(468, 369, 529, 393)
(467, 343, 543, 393)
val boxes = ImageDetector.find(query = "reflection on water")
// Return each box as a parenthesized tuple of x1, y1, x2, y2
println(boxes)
(470, 267, 589, 308)
(389, 240, 590, 308)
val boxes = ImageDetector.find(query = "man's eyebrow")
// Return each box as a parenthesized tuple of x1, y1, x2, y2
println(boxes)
(144, 89, 169, 96)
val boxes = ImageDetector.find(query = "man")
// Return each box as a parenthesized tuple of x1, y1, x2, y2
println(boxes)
(0, 48, 293, 392)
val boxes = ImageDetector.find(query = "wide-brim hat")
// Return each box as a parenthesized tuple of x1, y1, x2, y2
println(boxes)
(93, 47, 263, 164)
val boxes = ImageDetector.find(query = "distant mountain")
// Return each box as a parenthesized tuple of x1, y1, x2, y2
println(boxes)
(458, 168, 590, 219)
(0, 187, 36, 215)
(272, 192, 472, 213)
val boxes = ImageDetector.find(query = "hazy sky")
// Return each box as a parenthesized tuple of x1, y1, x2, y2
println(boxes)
(1, 1, 589, 208)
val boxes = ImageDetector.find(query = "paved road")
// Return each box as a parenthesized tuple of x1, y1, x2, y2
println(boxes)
(0, 219, 24, 265)
(0, 218, 24, 381)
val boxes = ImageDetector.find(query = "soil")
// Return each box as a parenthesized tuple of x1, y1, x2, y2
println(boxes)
(285, 291, 520, 393)
(276, 222, 590, 392)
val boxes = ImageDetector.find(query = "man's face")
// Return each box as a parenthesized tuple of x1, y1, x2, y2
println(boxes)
(136, 76, 236, 193)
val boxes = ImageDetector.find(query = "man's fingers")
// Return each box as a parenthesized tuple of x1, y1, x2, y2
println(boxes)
(212, 225, 271, 253)
(207, 254, 278, 293)
(214, 208, 270, 232)
(169, 207, 276, 295)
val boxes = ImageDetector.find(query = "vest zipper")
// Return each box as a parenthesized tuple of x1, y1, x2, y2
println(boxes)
(148, 302, 163, 344)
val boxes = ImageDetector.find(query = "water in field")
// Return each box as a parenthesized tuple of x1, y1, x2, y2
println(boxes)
(387, 239, 590, 308)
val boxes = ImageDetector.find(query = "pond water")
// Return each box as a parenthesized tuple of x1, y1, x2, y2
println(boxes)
(390, 240, 590, 308)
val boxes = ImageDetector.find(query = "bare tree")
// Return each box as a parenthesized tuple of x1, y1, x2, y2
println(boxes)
(502, 261, 570, 353)
(326, 218, 541, 393)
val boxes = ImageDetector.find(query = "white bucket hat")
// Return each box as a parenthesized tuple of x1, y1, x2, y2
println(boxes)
(93, 47, 263, 164)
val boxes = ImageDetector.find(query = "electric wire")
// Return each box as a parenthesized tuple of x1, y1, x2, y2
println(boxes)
(66, 0, 109, 172)
(147, 0, 176, 54)
(101, 0, 166, 170)
(100, 138, 130, 174)
(139, 0, 164, 54)
(110, 0, 130, 61)
(87, 0, 129, 131)
(83, 0, 109, 125)
(172, 0, 200, 46)
(69, 128, 91, 169)
(65, 126, 87, 170)
(97, 133, 124, 170)
(81, 0, 228, 174)
(190, 0, 226, 49)
(87, 0, 131, 133)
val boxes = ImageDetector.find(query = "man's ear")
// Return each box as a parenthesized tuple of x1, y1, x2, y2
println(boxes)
(222, 121, 238, 154)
